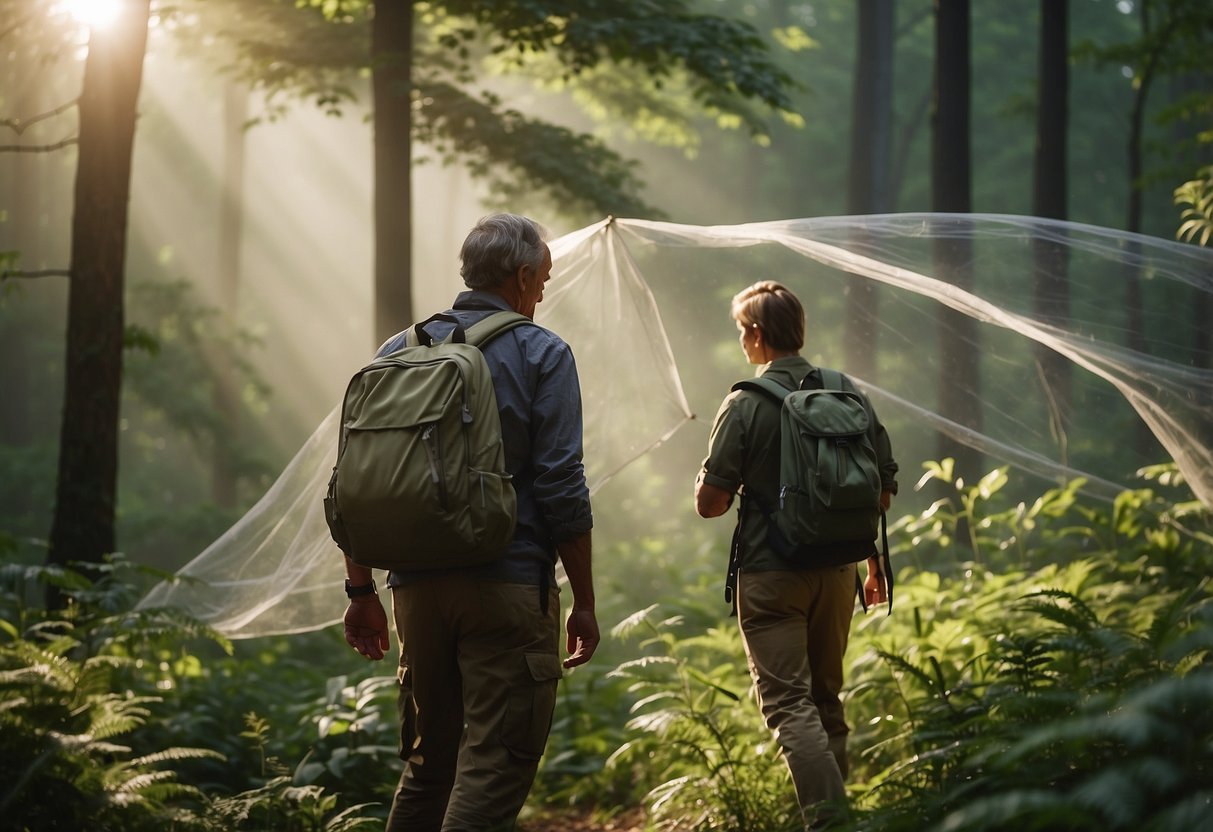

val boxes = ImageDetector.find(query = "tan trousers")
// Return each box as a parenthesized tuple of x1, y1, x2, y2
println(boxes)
(737, 565, 855, 824)
(387, 578, 562, 832)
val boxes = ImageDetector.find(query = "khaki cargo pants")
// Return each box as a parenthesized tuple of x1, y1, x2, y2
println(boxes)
(737, 565, 855, 825)
(387, 577, 562, 832)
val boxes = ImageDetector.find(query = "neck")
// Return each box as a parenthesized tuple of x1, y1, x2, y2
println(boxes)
(485, 285, 524, 315)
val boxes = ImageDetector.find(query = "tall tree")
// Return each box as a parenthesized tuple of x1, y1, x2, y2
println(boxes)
(371, 0, 413, 345)
(931, 0, 982, 481)
(844, 0, 895, 383)
(47, 0, 152, 589)
(1032, 0, 1072, 437)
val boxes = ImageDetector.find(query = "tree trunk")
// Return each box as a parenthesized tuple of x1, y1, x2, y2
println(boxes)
(1123, 1, 1157, 456)
(212, 79, 249, 509)
(844, 0, 895, 383)
(1031, 0, 1072, 433)
(931, 0, 982, 482)
(372, 0, 414, 347)
(47, 1, 152, 595)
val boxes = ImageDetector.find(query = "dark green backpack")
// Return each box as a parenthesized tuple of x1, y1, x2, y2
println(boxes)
(728, 368, 892, 610)
(734, 368, 882, 561)
(324, 311, 530, 571)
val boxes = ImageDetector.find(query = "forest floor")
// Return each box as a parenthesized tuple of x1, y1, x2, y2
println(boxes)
(518, 806, 650, 832)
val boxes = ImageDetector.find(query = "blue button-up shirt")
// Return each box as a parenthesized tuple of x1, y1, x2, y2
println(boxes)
(380, 291, 593, 586)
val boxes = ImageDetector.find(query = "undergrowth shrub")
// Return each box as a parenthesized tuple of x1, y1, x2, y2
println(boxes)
(0, 557, 381, 830)
(606, 605, 802, 832)
(572, 463, 1212, 830)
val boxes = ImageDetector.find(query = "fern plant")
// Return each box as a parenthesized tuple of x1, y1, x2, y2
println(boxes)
(0, 612, 224, 829)
(605, 604, 803, 832)
(0, 556, 382, 830)
(1175, 165, 1213, 247)
(847, 554, 1213, 830)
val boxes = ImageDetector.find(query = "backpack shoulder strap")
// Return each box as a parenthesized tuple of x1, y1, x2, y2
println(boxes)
(802, 367, 846, 391)
(819, 368, 846, 391)
(464, 310, 533, 349)
(731, 376, 793, 404)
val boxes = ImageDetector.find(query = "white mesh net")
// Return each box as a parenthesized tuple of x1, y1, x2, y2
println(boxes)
(139, 213, 1213, 637)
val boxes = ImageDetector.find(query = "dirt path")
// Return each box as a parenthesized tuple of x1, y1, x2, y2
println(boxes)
(519, 807, 649, 832)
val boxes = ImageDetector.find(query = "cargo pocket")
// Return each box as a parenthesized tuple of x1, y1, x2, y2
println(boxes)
(500, 652, 562, 761)
(396, 663, 418, 762)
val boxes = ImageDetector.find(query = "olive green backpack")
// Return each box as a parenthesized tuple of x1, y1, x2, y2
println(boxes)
(324, 311, 530, 570)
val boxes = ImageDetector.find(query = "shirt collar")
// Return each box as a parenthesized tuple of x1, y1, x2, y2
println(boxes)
(758, 355, 814, 386)
(454, 290, 513, 312)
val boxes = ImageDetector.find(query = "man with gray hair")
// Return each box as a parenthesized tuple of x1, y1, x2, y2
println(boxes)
(341, 213, 598, 831)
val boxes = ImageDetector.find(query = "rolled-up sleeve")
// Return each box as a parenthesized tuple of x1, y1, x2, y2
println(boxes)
(700, 393, 746, 495)
(529, 340, 593, 542)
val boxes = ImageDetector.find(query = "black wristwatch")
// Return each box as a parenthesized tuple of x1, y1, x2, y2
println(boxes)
(344, 579, 377, 599)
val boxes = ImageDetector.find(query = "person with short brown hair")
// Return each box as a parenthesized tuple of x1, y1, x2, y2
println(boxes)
(694, 280, 897, 829)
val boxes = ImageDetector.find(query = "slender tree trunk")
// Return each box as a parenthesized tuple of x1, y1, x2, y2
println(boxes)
(844, 0, 895, 383)
(1032, 0, 1072, 434)
(47, 1, 152, 596)
(1123, 1, 1161, 456)
(1, 169, 33, 449)
(212, 80, 249, 508)
(372, 0, 414, 347)
(0, 57, 38, 449)
(931, 0, 982, 482)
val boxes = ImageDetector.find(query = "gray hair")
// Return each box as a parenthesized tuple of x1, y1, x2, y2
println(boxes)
(459, 213, 547, 290)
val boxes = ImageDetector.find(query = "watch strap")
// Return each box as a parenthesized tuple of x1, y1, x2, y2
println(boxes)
(344, 579, 378, 598)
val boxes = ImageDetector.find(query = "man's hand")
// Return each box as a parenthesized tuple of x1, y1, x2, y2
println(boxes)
(563, 607, 599, 669)
(344, 596, 390, 661)
(864, 555, 888, 608)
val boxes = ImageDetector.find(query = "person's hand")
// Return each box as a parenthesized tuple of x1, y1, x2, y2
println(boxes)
(563, 607, 600, 668)
(880, 489, 893, 513)
(344, 596, 390, 661)
(864, 556, 887, 608)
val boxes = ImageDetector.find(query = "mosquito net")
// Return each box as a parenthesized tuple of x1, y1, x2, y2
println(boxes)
(138, 213, 1213, 637)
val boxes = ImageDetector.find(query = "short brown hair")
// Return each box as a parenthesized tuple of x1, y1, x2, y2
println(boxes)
(730, 281, 805, 352)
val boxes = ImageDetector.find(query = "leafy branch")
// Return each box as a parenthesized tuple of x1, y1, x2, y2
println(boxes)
(1175, 165, 1213, 246)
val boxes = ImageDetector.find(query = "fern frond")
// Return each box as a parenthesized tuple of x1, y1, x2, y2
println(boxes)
(1148, 789, 1213, 827)
(877, 651, 938, 691)
(936, 789, 1085, 831)
(111, 770, 176, 793)
(129, 746, 226, 767)
(323, 802, 381, 831)
(1070, 756, 1183, 825)
(607, 655, 679, 678)
(611, 604, 660, 639)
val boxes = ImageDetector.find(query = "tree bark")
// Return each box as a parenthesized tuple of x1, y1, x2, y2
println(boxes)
(47, 1, 152, 594)
(844, 0, 895, 383)
(372, 0, 414, 347)
(931, 0, 982, 482)
(1031, 0, 1072, 430)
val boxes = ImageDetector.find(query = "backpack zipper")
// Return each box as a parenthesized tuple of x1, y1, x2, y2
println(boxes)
(421, 423, 450, 510)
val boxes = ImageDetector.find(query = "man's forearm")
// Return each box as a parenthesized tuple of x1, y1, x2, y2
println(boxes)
(345, 555, 375, 585)
(556, 531, 594, 609)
